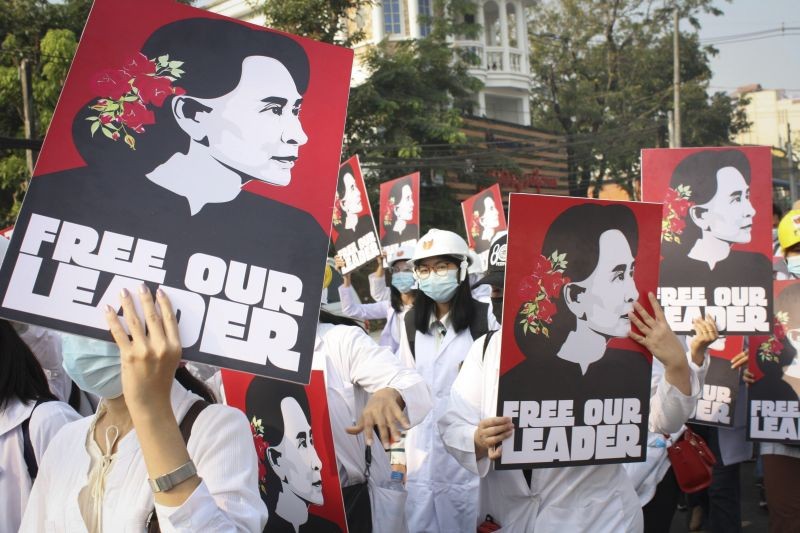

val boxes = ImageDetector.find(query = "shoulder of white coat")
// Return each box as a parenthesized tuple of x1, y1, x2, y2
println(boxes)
(29, 400, 81, 431)
(36, 413, 92, 466)
(188, 403, 253, 455)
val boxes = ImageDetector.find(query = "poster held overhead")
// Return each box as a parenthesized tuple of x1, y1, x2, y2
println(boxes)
(222, 369, 349, 532)
(688, 336, 744, 428)
(331, 156, 380, 274)
(496, 194, 662, 469)
(641, 147, 773, 336)
(0, 0, 353, 384)
(747, 280, 800, 444)
(461, 184, 507, 271)
(379, 172, 420, 262)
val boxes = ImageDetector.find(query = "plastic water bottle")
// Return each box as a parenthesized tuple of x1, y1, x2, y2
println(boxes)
(386, 470, 405, 492)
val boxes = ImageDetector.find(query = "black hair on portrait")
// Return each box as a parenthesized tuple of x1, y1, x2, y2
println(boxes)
(0, 321, 56, 410)
(514, 203, 639, 359)
(72, 17, 310, 176)
(667, 149, 752, 249)
(246, 376, 313, 513)
(474, 189, 497, 220)
(337, 162, 356, 200)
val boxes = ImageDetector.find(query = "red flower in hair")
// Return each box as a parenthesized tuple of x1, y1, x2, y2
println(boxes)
(536, 298, 557, 323)
(518, 250, 568, 337)
(121, 52, 157, 77)
(91, 69, 130, 100)
(542, 271, 567, 298)
(118, 101, 155, 131)
(135, 74, 176, 107)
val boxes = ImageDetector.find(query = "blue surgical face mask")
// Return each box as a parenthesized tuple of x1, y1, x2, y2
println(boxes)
(788, 256, 800, 277)
(391, 271, 416, 293)
(418, 270, 460, 303)
(61, 334, 123, 399)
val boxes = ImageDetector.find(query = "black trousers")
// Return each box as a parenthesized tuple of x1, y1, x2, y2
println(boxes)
(643, 466, 681, 533)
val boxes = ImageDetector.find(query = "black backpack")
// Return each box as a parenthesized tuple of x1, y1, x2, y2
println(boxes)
(404, 300, 490, 359)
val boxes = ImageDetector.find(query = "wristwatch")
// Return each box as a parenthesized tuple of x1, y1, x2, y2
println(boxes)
(148, 460, 197, 493)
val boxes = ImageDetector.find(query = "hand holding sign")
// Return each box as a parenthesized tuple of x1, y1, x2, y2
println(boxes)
(474, 417, 514, 460)
(689, 315, 721, 365)
(730, 351, 755, 384)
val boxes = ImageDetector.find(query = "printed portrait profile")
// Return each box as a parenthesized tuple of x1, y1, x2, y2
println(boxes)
(381, 175, 418, 247)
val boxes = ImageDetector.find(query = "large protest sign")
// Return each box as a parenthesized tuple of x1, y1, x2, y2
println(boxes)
(642, 147, 773, 336)
(379, 172, 420, 261)
(688, 336, 744, 428)
(223, 368, 348, 532)
(461, 184, 507, 271)
(0, 0, 353, 384)
(331, 156, 380, 274)
(747, 280, 800, 444)
(496, 194, 661, 469)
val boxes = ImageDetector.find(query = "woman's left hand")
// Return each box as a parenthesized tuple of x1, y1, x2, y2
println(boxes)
(730, 351, 755, 384)
(105, 285, 182, 414)
(628, 292, 686, 368)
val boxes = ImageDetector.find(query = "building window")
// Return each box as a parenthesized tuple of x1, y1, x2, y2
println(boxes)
(419, 0, 432, 37)
(384, 0, 402, 35)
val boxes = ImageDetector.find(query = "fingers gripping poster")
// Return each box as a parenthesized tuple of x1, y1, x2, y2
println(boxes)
(461, 184, 507, 270)
(496, 194, 662, 469)
(0, 0, 353, 384)
(379, 172, 420, 261)
(688, 336, 744, 428)
(331, 156, 380, 274)
(223, 369, 348, 532)
(747, 280, 800, 444)
(642, 147, 773, 337)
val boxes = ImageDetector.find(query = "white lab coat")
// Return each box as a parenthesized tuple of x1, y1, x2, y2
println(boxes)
(0, 399, 81, 533)
(438, 332, 708, 533)
(20, 380, 267, 532)
(338, 284, 409, 353)
(315, 322, 432, 533)
(398, 310, 497, 533)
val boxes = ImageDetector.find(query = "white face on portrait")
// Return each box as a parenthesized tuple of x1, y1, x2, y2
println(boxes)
(567, 229, 639, 338)
(196, 56, 308, 186)
(269, 397, 323, 506)
(692, 167, 755, 244)
(395, 184, 414, 222)
(340, 173, 363, 215)
(480, 197, 500, 230)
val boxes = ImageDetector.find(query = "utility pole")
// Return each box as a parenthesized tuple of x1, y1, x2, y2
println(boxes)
(788, 123, 797, 203)
(667, 110, 675, 148)
(673, 8, 681, 148)
(19, 59, 37, 175)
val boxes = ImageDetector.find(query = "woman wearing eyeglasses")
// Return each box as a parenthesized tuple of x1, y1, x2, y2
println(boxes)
(397, 229, 499, 533)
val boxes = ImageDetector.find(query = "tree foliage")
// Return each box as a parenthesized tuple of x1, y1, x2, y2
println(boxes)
(255, 0, 372, 47)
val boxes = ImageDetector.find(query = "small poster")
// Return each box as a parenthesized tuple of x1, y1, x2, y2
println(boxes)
(0, 0, 353, 384)
(642, 147, 773, 336)
(331, 156, 380, 274)
(496, 194, 662, 469)
(379, 172, 420, 261)
(688, 336, 744, 428)
(223, 369, 348, 532)
(747, 280, 800, 444)
(461, 184, 507, 270)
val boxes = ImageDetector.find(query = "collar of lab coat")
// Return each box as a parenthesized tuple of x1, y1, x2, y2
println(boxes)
(0, 398, 36, 438)
(428, 311, 459, 354)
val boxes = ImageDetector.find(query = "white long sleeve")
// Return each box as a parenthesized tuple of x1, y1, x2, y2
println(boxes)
(369, 272, 391, 302)
(338, 284, 391, 321)
(648, 351, 710, 435)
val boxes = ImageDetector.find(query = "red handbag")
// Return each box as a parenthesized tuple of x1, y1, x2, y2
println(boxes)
(477, 514, 501, 533)
(665, 426, 717, 493)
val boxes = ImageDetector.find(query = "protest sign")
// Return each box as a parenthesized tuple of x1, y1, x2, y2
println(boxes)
(0, 0, 353, 384)
(496, 194, 661, 469)
(379, 172, 420, 262)
(461, 184, 507, 270)
(747, 280, 800, 444)
(642, 147, 773, 336)
(688, 336, 744, 428)
(223, 368, 348, 532)
(331, 156, 380, 274)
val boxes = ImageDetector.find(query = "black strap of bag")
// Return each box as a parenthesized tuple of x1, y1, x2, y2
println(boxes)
(342, 444, 373, 532)
(146, 400, 210, 533)
(21, 397, 55, 481)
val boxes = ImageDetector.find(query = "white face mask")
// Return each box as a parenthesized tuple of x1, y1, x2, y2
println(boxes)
(418, 270, 460, 303)
(61, 334, 123, 399)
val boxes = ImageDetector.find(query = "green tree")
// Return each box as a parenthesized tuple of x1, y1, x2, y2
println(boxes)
(254, 0, 372, 47)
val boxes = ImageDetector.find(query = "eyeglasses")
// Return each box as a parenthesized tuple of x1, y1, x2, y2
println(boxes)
(391, 265, 412, 274)
(415, 262, 455, 279)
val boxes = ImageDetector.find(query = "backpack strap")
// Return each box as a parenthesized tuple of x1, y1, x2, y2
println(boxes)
(469, 300, 490, 341)
(404, 308, 416, 360)
(21, 397, 55, 481)
(482, 330, 497, 362)
(146, 399, 210, 533)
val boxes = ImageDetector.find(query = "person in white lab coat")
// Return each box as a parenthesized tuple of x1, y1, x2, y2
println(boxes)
(336, 246, 417, 353)
(438, 231, 718, 533)
(397, 229, 498, 532)
(0, 320, 81, 533)
(20, 287, 267, 532)
(315, 309, 432, 533)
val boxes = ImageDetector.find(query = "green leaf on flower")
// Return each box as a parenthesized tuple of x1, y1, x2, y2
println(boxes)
(101, 126, 114, 139)
(90, 121, 100, 136)
(86, 116, 98, 121)
(168, 60, 184, 68)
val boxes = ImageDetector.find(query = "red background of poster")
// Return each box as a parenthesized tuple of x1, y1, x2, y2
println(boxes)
(499, 194, 662, 376)
(378, 172, 420, 241)
(641, 147, 773, 258)
(460, 184, 507, 250)
(29, 0, 352, 232)
(222, 369, 348, 532)
(330, 155, 378, 245)
(710, 335, 745, 362)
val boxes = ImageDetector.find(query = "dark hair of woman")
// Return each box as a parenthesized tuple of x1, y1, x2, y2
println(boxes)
(245, 376, 311, 514)
(514, 203, 639, 358)
(73, 17, 310, 174)
(318, 309, 365, 331)
(337, 162, 355, 200)
(389, 176, 412, 206)
(668, 149, 751, 249)
(0, 320, 56, 410)
(389, 285, 404, 314)
(174, 366, 217, 404)
(414, 255, 474, 334)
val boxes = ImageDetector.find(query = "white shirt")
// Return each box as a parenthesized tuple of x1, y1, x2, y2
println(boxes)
(338, 285, 409, 353)
(0, 398, 81, 533)
(20, 380, 267, 532)
(438, 332, 708, 533)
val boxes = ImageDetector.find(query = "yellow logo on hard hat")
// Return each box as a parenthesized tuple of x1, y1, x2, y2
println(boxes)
(422, 240, 434, 250)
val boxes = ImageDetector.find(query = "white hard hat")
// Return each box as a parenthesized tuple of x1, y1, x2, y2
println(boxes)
(467, 249, 484, 275)
(388, 245, 415, 266)
(412, 229, 471, 281)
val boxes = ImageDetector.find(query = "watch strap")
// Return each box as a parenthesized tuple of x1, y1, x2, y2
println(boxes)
(148, 459, 197, 493)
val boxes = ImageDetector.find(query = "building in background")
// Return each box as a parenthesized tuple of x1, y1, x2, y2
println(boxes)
(733, 84, 800, 149)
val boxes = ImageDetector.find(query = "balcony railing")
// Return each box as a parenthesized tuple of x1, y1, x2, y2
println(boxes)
(509, 52, 522, 72)
(454, 43, 528, 75)
(486, 50, 504, 71)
